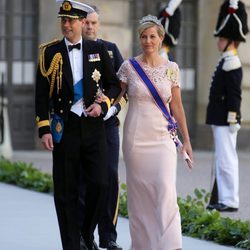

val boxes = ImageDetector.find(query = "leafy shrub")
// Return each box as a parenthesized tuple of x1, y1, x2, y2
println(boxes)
(179, 188, 250, 248)
(119, 186, 250, 249)
(0, 157, 53, 193)
(119, 182, 128, 218)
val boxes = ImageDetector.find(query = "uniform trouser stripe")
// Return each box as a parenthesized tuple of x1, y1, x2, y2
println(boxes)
(113, 177, 120, 225)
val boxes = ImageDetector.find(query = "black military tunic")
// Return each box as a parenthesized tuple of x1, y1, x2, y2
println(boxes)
(206, 50, 242, 126)
(35, 38, 121, 250)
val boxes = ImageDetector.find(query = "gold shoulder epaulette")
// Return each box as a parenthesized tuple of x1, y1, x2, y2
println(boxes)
(39, 39, 60, 49)
(39, 38, 63, 98)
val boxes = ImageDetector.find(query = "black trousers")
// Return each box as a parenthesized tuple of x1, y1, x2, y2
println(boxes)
(98, 122, 120, 246)
(53, 112, 108, 250)
(79, 117, 120, 246)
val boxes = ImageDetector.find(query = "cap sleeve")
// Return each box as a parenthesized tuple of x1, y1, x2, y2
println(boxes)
(166, 61, 181, 88)
(117, 60, 130, 84)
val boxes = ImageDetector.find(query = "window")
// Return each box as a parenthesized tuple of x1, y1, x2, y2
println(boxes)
(10, 0, 38, 85)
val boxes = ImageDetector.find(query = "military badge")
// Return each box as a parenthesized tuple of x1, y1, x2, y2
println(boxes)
(62, 1, 72, 11)
(92, 69, 101, 83)
(55, 121, 62, 133)
(88, 53, 100, 62)
(51, 113, 64, 143)
(92, 69, 104, 98)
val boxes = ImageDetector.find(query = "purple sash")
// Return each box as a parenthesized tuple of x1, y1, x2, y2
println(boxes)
(129, 57, 181, 147)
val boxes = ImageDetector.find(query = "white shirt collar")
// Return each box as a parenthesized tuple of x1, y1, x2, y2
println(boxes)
(64, 37, 83, 51)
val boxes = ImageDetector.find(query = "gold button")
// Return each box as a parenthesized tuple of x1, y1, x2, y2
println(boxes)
(69, 100, 72, 104)
(58, 98, 61, 102)
(60, 110, 63, 113)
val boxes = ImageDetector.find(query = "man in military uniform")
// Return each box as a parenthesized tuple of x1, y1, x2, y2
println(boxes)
(35, 1, 121, 249)
(206, 0, 248, 212)
(81, 7, 127, 250)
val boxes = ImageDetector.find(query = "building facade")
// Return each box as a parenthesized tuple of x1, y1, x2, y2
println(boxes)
(0, 0, 249, 151)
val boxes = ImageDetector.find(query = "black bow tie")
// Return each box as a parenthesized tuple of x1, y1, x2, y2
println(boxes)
(68, 43, 81, 51)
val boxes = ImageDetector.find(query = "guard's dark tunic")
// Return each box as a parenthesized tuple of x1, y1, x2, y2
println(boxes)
(206, 50, 242, 125)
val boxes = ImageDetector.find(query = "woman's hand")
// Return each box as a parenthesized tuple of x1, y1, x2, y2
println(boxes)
(95, 94, 108, 104)
(181, 140, 193, 169)
(182, 140, 193, 159)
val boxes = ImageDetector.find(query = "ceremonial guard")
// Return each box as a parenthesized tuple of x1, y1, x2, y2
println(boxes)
(35, 1, 121, 249)
(81, 8, 127, 250)
(158, 0, 182, 60)
(206, 0, 248, 212)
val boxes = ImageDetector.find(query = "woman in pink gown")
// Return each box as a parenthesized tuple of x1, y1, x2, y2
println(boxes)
(117, 15, 193, 250)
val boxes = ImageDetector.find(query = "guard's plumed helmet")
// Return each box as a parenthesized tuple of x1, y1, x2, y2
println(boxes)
(158, 4, 181, 47)
(214, 0, 249, 42)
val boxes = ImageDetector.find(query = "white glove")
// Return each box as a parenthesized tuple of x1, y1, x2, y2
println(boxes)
(229, 123, 241, 133)
(103, 106, 118, 121)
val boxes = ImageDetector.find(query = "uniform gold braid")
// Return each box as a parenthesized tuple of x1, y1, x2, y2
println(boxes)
(39, 39, 60, 50)
(118, 96, 127, 108)
(39, 45, 63, 98)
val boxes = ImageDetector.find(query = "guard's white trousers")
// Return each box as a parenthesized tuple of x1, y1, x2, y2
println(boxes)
(212, 125, 239, 208)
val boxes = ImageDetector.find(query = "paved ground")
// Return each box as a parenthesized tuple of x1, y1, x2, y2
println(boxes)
(0, 150, 248, 249)
(12, 149, 250, 221)
(0, 182, 237, 250)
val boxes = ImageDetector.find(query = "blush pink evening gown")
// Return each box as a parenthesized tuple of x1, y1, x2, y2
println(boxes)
(118, 58, 182, 250)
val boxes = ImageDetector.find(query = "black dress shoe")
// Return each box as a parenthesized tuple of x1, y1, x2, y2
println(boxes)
(206, 203, 216, 210)
(215, 203, 238, 212)
(106, 240, 123, 250)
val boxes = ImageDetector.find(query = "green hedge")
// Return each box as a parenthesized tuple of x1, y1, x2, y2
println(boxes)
(0, 158, 250, 249)
(0, 157, 53, 193)
(178, 189, 250, 249)
(119, 184, 250, 249)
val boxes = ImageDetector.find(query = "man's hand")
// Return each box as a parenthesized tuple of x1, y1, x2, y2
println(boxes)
(41, 133, 54, 151)
(86, 103, 102, 117)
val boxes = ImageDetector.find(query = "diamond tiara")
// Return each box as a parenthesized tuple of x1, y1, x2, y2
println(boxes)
(139, 14, 161, 26)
